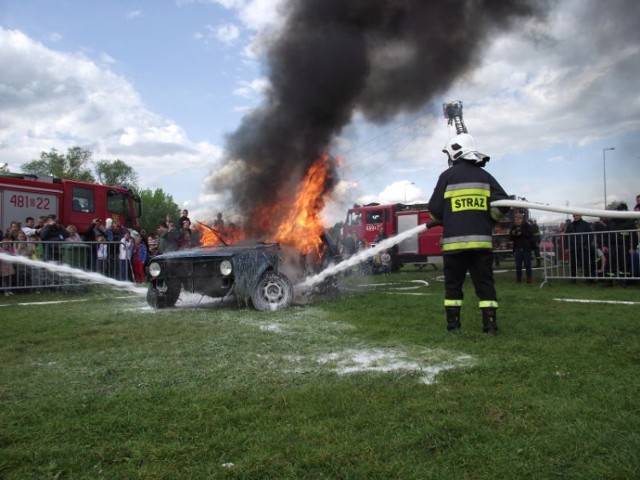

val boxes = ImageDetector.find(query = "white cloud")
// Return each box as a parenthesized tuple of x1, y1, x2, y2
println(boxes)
(236, 0, 285, 32)
(214, 23, 240, 45)
(126, 10, 142, 19)
(0, 27, 224, 197)
(99, 52, 116, 65)
(376, 181, 425, 205)
(188, 0, 283, 35)
(232, 76, 270, 99)
(212, 0, 245, 9)
(194, 23, 240, 46)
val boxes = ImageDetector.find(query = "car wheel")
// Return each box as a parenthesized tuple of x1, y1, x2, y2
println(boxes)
(251, 272, 293, 311)
(147, 281, 181, 309)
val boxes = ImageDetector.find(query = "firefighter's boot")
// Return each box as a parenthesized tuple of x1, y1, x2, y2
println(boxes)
(481, 307, 498, 335)
(446, 307, 461, 333)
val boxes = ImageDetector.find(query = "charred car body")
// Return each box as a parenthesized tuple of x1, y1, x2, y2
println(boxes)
(146, 242, 293, 311)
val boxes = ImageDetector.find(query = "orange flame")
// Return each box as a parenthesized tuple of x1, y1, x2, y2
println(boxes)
(194, 223, 246, 246)
(196, 154, 332, 256)
(269, 154, 332, 254)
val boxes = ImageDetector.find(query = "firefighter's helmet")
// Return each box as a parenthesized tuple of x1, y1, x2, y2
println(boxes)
(443, 133, 490, 166)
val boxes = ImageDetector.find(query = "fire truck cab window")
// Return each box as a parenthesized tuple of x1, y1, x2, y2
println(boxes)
(348, 211, 362, 226)
(72, 187, 94, 213)
(107, 191, 131, 226)
(366, 210, 384, 224)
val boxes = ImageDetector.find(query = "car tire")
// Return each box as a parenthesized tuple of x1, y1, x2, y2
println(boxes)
(147, 281, 181, 309)
(251, 272, 293, 311)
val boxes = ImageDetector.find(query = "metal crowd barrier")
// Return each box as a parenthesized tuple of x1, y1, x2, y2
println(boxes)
(0, 240, 133, 293)
(540, 229, 640, 285)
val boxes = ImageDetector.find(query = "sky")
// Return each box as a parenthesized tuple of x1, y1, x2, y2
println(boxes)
(1, 0, 639, 229)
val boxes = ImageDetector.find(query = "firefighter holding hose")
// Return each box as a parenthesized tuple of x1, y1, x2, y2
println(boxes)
(428, 133, 510, 334)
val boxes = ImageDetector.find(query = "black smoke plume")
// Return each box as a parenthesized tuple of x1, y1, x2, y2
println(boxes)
(208, 0, 547, 236)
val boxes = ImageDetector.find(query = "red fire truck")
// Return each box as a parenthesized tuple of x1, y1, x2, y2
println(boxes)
(342, 202, 443, 270)
(0, 173, 142, 233)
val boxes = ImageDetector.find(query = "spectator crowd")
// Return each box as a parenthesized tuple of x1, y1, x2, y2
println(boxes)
(0, 210, 202, 295)
(529, 198, 640, 286)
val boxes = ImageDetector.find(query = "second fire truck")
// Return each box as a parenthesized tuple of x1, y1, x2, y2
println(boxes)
(342, 202, 443, 271)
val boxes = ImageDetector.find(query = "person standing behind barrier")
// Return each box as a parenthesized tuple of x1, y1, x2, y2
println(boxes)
(84, 219, 104, 272)
(147, 232, 159, 258)
(178, 209, 190, 228)
(565, 214, 593, 282)
(13, 230, 35, 288)
(5, 221, 21, 241)
(66, 225, 83, 242)
(39, 214, 69, 261)
(530, 219, 542, 267)
(109, 219, 129, 278)
(119, 230, 133, 281)
(160, 221, 180, 253)
(14, 231, 31, 255)
(0, 241, 15, 296)
(634, 221, 640, 277)
(178, 219, 194, 250)
(132, 234, 147, 283)
(22, 217, 40, 238)
(96, 235, 108, 276)
(608, 202, 639, 280)
(428, 133, 510, 335)
(157, 223, 168, 254)
(509, 214, 533, 284)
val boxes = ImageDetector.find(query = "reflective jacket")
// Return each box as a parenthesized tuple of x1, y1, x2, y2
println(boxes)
(428, 161, 510, 254)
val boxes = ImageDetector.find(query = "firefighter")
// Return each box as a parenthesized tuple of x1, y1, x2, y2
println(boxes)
(428, 133, 510, 334)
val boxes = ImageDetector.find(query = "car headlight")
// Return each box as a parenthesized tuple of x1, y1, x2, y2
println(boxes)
(148, 262, 162, 278)
(220, 260, 232, 276)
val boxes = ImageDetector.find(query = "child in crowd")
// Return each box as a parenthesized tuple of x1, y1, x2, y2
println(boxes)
(132, 235, 148, 283)
(97, 235, 108, 276)
(13, 231, 32, 257)
(66, 224, 83, 242)
(119, 230, 133, 281)
(13, 231, 34, 288)
(0, 241, 15, 296)
(147, 233, 158, 258)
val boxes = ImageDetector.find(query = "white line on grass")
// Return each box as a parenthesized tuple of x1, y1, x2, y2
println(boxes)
(0, 299, 89, 308)
(554, 298, 640, 305)
(383, 292, 434, 296)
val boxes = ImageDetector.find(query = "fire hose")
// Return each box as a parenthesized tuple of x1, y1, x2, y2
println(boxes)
(491, 199, 640, 219)
(422, 200, 640, 233)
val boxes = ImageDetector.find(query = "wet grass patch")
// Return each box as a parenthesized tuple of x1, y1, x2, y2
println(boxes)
(1, 272, 639, 478)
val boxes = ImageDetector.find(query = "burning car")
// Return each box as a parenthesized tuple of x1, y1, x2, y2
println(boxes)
(146, 242, 293, 311)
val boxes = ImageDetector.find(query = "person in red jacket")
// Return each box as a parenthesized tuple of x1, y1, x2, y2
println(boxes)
(428, 133, 510, 334)
(132, 234, 148, 283)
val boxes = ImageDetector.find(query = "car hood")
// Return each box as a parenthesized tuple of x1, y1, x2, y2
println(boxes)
(152, 242, 280, 261)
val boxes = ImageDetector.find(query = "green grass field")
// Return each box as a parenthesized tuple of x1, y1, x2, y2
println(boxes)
(1, 265, 639, 479)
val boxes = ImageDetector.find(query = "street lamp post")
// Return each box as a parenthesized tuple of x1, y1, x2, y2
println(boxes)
(603, 147, 615, 209)
(404, 182, 415, 203)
